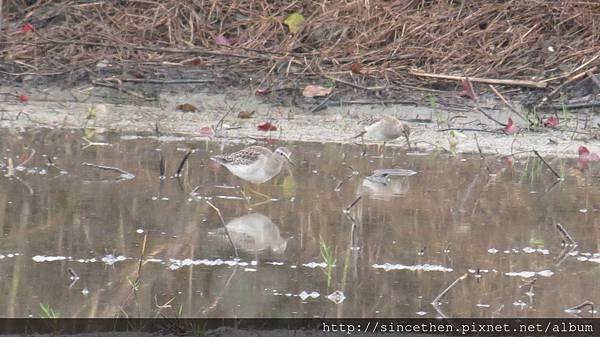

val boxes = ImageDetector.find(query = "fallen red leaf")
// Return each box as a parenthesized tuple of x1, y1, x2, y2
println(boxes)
(503, 117, 519, 135)
(577, 145, 599, 169)
(579, 145, 591, 157)
(544, 116, 559, 128)
(19, 94, 29, 102)
(459, 77, 478, 100)
(255, 88, 272, 96)
(199, 126, 215, 137)
(215, 34, 231, 46)
(257, 122, 277, 131)
(350, 63, 362, 74)
(184, 58, 202, 66)
(21, 23, 34, 33)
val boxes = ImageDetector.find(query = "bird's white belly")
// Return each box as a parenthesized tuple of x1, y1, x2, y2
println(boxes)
(365, 122, 388, 141)
(225, 160, 273, 184)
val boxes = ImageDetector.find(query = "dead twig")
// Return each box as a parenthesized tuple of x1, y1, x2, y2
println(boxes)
(431, 273, 468, 318)
(175, 150, 194, 177)
(410, 70, 547, 88)
(344, 196, 362, 213)
(566, 300, 595, 317)
(532, 149, 561, 180)
(474, 106, 507, 127)
(137, 232, 148, 278)
(323, 75, 386, 91)
(556, 223, 577, 246)
(13, 175, 34, 196)
(159, 152, 165, 179)
(18, 148, 36, 167)
(81, 162, 135, 179)
(488, 85, 527, 123)
(106, 78, 215, 85)
(91, 80, 153, 100)
(540, 66, 599, 105)
(205, 200, 238, 258)
(437, 127, 500, 134)
(310, 92, 336, 113)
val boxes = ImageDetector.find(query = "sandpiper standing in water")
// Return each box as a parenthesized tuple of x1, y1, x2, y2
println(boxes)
(211, 146, 294, 206)
(355, 115, 411, 154)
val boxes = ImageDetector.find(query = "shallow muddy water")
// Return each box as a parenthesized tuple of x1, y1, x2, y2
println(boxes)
(1, 128, 600, 318)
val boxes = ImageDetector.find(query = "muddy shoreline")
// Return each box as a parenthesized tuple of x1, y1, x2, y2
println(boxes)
(1, 84, 599, 158)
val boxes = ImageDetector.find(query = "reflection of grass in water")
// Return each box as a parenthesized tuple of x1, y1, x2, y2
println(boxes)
(39, 303, 58, 319)
(519, 157, 543, 186)
(428, 94, 443, 127)
(557, 158, 568, 178)
(127, 276, 140, 292)
(192, 323, 205, 337)
(320, 239, 336, 288)
(529, 238, 545, 248)
(518, 156, 566, 187)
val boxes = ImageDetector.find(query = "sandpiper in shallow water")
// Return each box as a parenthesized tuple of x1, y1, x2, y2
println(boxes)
(211, 146, 293, 184)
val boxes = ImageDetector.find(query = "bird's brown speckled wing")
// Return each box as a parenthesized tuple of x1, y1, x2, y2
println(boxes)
(212, 146, 271, 166)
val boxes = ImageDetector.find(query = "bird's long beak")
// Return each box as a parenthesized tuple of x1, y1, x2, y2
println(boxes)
(283, 153, 295, 167)
(353, 130, 366, 139)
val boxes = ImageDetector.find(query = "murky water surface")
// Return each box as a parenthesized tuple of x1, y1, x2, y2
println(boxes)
(1, 129, 599, 318)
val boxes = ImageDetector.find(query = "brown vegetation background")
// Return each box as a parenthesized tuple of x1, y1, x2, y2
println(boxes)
(1, 0, 599, 89)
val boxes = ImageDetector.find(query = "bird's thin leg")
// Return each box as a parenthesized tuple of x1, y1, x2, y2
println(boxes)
(404, 132, 412, 151)
(361, 135, 367, 157)
(244, 185, 275, 208)
(246, 185, 272, 200)
(248, 199, 273, 208)
(239, 186, 251, 208)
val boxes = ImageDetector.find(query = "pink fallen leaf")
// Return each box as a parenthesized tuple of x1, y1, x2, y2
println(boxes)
(544, 116, 559, 128)
(21, 23, 35, 33)
(459, 77, 478, 100)
(255, 88, 272, 96)
(577, 145, 599, 169)
(503, 117, 519, 135)
(19, 94, 29, 102)
(257, 122, 277, 131)
(199, 126, 215, 137)
(214, 34, 231, 46)
(302, 85, 332, 98)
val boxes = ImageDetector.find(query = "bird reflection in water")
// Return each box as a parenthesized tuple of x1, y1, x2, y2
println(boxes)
(213, 213, 288, 256)
(359, 169, 416, 201)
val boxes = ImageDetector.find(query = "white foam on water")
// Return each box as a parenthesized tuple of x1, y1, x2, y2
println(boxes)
(505, 270, 554, 278)
(327, 290, 346, 304)
(302, 262, 329, 269)
(299, 291, 320, 301)
(265, 261, 285, 266)
(101, 254, 127, 265)
(372, 263, 453, 272)
(215, 195, 245, 200)
(32, 255, 66, 262)
(168, 258, 249, 270)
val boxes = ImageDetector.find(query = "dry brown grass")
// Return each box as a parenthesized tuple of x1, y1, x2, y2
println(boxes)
(1, 0, 600, 90)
